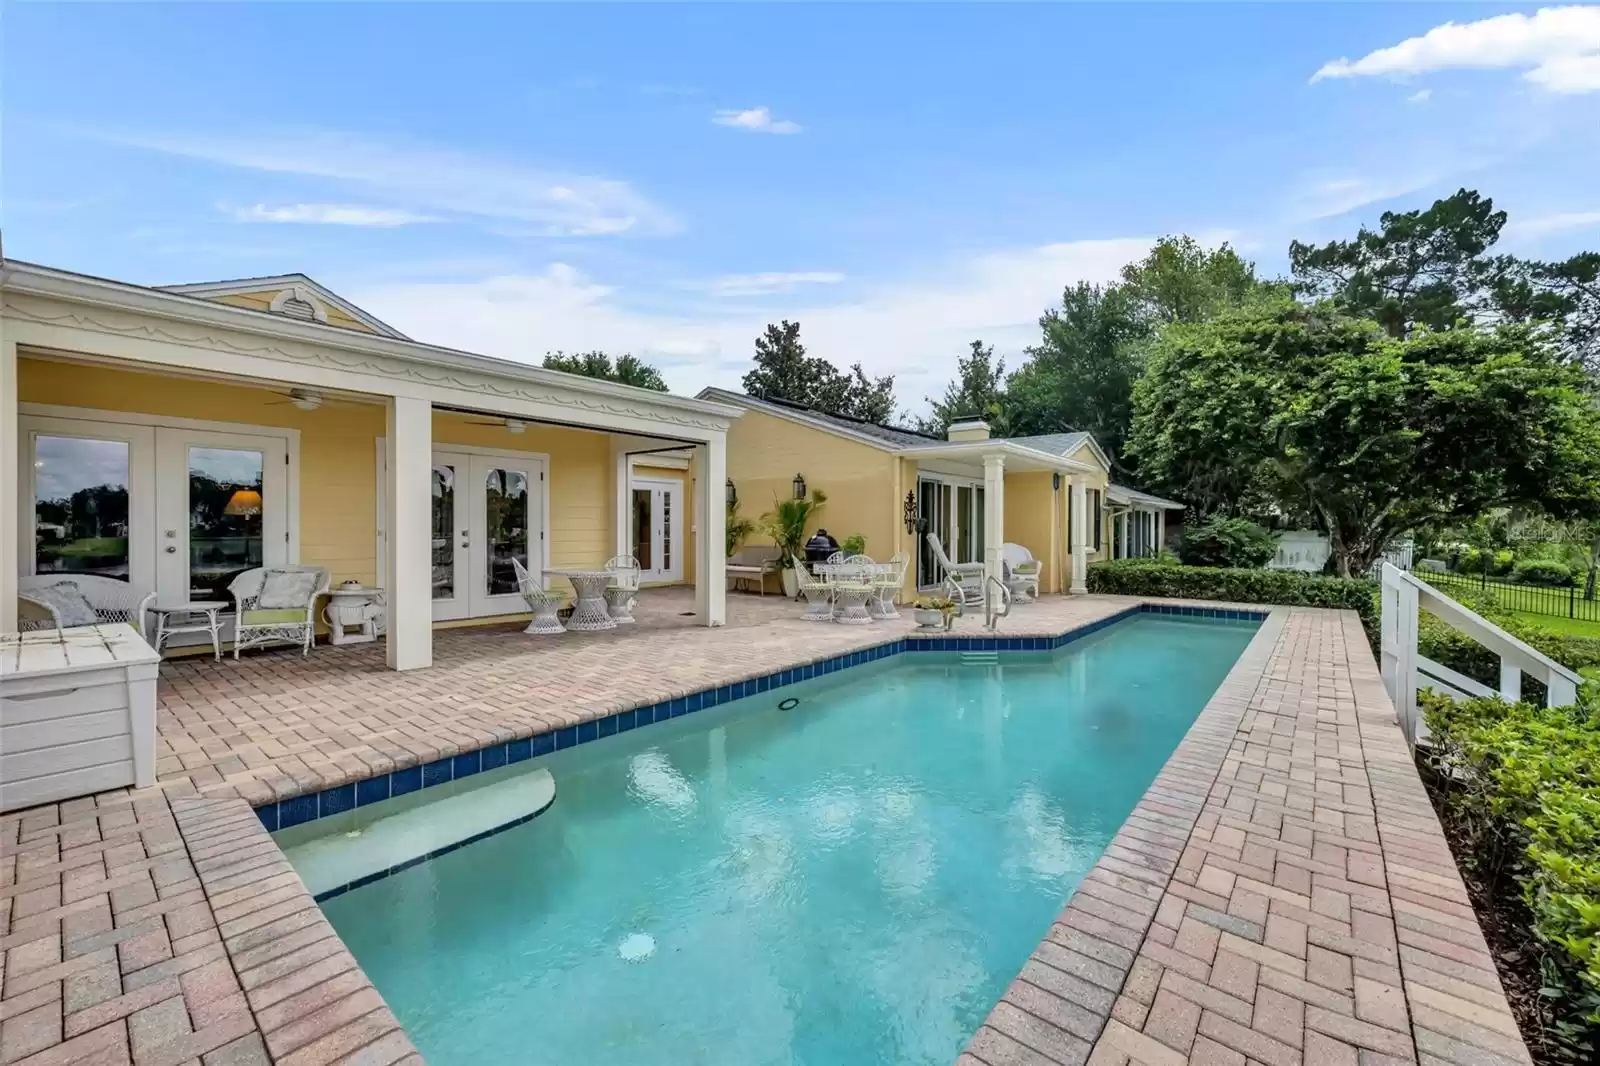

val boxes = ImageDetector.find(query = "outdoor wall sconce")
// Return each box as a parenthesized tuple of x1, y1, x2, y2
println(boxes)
(1053, 472, 1061, 490)
(903, 490, 919, 534)
(726, 478, 737, 508)
(793, 473, 807, 500)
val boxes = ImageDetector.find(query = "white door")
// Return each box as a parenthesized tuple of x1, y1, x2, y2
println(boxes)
(630, 478, 682, 583)
(432, 449, 545, 621)
(155, 429, 289, 609)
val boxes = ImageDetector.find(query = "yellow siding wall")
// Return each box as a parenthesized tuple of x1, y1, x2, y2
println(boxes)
(18, 358, 621, 589)
(722, 408, 897, 565)
(1004, 471, 1060, 591)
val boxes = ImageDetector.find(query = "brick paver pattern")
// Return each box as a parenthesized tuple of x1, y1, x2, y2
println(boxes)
(958, 608, 1531, 1066)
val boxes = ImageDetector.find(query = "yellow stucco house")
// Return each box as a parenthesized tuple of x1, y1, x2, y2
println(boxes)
(698, 389, 1182, 598)
(2, 262, 740, 670)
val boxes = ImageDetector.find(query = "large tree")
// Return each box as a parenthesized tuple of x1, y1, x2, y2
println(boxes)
(741, 320, 899, 423)
(1120, 235, 1279, 324)
(543, 350, 668, 391)
(1128, 300, 1600, 576)
(917, 340, 1008, 436)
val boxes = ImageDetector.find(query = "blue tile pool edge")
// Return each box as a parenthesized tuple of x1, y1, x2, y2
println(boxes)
(259, 602, 1267, 835)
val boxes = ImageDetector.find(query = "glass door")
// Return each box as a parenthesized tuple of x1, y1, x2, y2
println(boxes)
(25, 426, 153, 587)
(472, 457, 539, 617)
(630, 478, 682, 583)
(430, 452, 470, 621)
(155, 429, 288, 638)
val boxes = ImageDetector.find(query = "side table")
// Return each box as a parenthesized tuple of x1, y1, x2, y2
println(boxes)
(150, 601, 227, 660)
(324, 585, 383, 645)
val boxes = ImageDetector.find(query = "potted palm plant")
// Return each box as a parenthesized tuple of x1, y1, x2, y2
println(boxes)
(760, 490, 827, 598)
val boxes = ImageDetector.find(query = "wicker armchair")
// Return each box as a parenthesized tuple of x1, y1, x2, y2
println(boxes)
(18, 574, 157, 639)
(1001, 543, 1042, 603)
(603, 555, 641, 624)
(227, 566, 330, 659)
(512, 558, 566, 635)
(873, 552, 910, 619)
(791, 556, 835, 622)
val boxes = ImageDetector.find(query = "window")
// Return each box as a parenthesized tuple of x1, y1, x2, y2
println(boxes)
(1089, 489, 1103, 551)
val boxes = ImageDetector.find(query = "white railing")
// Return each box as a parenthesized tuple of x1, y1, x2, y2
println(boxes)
(1380, 562, 1581, 747)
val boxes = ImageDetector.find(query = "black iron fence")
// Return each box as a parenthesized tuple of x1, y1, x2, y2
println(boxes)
(1419, 568, 1600, 624)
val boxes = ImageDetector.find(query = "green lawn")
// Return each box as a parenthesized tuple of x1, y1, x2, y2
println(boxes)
(1502, 610, 1600, 640)
(1421, 571, 1599, 626)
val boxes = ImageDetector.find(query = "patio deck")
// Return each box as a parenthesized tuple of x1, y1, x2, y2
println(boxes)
(1, 594, 1530, 1066)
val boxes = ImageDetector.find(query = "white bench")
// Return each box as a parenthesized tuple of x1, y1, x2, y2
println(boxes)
(1, 624, 159, 812)
(726, 547, 781, 595)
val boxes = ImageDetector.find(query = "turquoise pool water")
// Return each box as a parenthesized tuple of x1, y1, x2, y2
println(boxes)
(298, 614, 1257, 1065)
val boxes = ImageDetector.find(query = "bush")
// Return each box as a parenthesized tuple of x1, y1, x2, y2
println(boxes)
(1421, 690, 1600, 1056)
(1087, 559, 1378, 635)
(1458, 547, 1518, 576)
(1417, 589, 1600, 703)
(1513, 559, 1575, 587)
(1177, 515, 1279, 569)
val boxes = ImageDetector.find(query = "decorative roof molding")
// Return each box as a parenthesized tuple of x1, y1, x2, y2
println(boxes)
(160, 272, 408, 339)
(3, 261, 740, 436)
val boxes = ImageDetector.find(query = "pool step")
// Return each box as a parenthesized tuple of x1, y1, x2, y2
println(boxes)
(959, 651, 1000, 666)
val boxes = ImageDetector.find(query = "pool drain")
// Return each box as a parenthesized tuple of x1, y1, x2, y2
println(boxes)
(618, 933, 656, 962)
(778, 697, 799, 711)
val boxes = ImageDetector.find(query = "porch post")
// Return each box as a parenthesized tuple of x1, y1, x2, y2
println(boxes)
(983, 454, 1004, 586)
(1155, 511, 1164, 554)
(1069, 477, 1088, 594)
(1118, 511, 1130, 559)
(611, 438, 630, 558)
(384, 396, 433, 671)
(694, 434, 727, 626)
(0, 338, 17, 631)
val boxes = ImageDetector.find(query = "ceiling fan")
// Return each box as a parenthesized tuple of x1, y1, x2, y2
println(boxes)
(262, 388, 364, 412)
(460, 416, 528, 434)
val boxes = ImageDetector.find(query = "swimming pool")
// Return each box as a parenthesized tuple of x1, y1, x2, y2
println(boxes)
(277, 613, 1259, 1065)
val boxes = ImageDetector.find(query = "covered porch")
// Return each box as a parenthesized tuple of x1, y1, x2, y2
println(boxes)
(1, 261, 739, 672)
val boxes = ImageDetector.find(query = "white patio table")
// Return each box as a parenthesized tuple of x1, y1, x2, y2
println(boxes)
(544, 568, 619, 632)
(814, 562, 893, 624)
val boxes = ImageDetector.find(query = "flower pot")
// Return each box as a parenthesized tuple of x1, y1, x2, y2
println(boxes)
(781, 568, 800, 599)
(914, 608, 944, 629)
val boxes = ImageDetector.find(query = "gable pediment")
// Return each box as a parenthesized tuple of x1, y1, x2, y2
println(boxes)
(157, 274, 408, 340)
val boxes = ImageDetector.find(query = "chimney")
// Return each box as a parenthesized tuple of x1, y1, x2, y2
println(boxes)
(947, 418, 991, 442)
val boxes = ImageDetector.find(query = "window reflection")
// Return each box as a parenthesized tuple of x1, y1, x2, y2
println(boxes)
(33, 436, 131, 580)
(433, 466, 456, 599)
(484, 469, 528, 596)
(188, 447, 264, 600)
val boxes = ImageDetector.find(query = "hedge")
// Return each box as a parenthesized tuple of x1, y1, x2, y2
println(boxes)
(1512, 558, 1576, 588)
(1421, 687, 1600, 1057)
(1086, 559, 1378, 635)
(1417, 588, 1600, 705)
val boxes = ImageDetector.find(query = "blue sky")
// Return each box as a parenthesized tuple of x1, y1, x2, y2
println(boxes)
(5, 3, 1598, 411)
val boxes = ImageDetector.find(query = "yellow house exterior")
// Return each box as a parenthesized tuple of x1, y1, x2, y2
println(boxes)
(700, 389, 1178, 600)
(3, 264, 740, 670)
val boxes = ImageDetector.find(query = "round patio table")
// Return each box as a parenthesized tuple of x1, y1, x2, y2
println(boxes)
(545, 568, 618, 632)
(814, 562, 896, 623)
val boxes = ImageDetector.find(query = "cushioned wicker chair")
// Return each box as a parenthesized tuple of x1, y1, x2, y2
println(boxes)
(18, 574, 157, 639)
(1001, 543, 1042, 603)
(227, 565, 330, 659)
(512, 557, 566, 635)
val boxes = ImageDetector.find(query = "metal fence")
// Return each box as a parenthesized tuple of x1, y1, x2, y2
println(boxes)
(1419, 568, 1600, 624)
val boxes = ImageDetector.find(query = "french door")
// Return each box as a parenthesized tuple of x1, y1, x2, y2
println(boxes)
(915, 475, 985, 588)
(630, 478, 683, 583)
(431, 449, 546, 621)
(155, 429, 288, 606)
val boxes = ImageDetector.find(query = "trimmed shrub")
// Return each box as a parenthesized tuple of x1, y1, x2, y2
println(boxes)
(1458, 547, 1518, 576)
(1176, 515, 1279, 569)
(1087, 559, 1378, 635)
(1421, 689, 1600, 1056)
(1417, 589, 1600, 696)
(1512, 558, 1575, 588)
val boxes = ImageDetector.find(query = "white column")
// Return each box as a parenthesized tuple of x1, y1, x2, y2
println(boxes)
(0, 338, 17, 632)
(611, 438, 630, 557)
(1069, 477, 1088, 594)
(983, 454, 1005, 585)
(1118, 511, 1130, 559)
(384, 396, 433, 671)
(694, 435, 727, 626)
(1155, 511, 1164, 553)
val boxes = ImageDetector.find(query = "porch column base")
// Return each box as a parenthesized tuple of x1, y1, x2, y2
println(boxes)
(385, 396, 433, 670)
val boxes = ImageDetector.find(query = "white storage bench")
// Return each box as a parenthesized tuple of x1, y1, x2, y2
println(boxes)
(1, 624, 160, 812)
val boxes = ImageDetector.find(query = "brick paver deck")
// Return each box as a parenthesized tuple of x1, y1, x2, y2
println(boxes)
(3, 593, 1531, 1065)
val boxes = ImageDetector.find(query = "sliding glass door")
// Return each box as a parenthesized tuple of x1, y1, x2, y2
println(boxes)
(915, 474, 985, 588)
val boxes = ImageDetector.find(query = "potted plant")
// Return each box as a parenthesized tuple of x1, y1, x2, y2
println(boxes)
(760, 490, 827, 598)
(841, 534, 867, 555)
(913, 596, 957, 630)
(726, 500, 755, 558)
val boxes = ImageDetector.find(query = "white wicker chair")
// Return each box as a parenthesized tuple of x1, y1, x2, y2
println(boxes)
(791, 557, 835, 622)
(18, 574, 157, 639)
(603, 555, 641, 625)
(926, 533, 984, 582)
(873, 552, 910, 619)
(227, 566, 330, 659)
(1001, 543, 1042, 603)
(512, 558, 566, 635)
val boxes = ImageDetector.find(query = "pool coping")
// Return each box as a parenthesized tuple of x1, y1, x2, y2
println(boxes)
(254, 602, 1266, 834)
(955, 606, 1290, 1066)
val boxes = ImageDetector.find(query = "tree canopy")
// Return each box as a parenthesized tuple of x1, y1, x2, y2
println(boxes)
(742, 320, 899, 423)
(543, 350, 668, 392)
(1128, 300, 1600, 576)
(917, 340, 1008, 436)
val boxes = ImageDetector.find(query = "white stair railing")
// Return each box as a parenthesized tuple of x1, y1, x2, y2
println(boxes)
(1380, 562, 1581, 748)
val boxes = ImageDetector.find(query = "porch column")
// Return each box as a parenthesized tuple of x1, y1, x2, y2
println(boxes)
(1155, 512, 1164, 553)
(983, 454, 1005, 586)
(384, 396, 433, 671)
(0, 338, 17, 631)
(1069, 477, 1088, 594)
(1118, 511, 1130, 559)
(694, 434, 727, 626)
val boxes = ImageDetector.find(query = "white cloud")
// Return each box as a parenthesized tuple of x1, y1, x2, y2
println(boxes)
(110, 130, 679, 237)
(1407, 88, 1433, 104)
(349, 238, 1150, 406)
(687, 271, 846, 297)
(1286, 173, 1444, 221)
(1312, 6, 1600, 93)
(1504, 208, 1600, 240)
(712, 107, 803, 134)
(229, 203, 436, 227)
